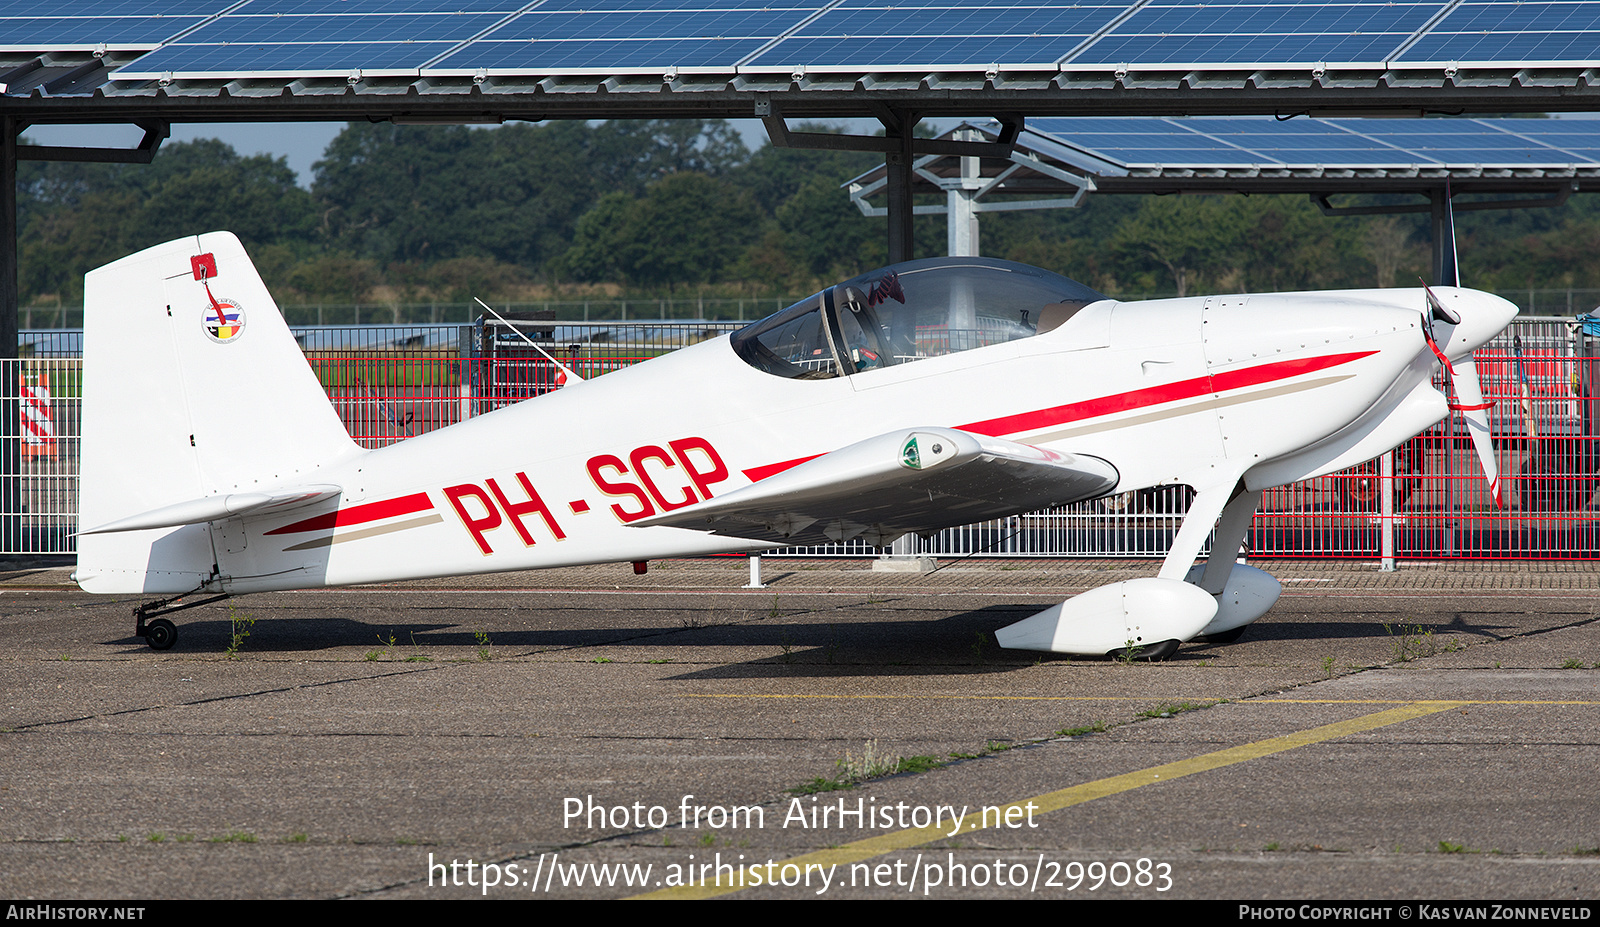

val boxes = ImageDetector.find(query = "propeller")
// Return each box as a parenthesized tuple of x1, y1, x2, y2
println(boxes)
(1411, 181, 1505, 507)
(1421, 281, 1504, 509)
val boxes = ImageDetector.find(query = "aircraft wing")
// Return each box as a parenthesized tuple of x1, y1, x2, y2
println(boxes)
(632, 427, 1118, 547)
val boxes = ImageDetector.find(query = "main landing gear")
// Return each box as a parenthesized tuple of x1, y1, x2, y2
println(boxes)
(133, 592, 230, 650)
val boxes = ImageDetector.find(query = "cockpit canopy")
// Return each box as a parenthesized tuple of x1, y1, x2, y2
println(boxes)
(731, 257, 1105, 379)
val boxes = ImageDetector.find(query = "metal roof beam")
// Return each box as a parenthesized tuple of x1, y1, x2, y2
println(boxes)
(1312, 187, 1575, 218)
(11, 74, 1600, 123)
(759, 98, 1022, 158)
(16, 120, 167, 163)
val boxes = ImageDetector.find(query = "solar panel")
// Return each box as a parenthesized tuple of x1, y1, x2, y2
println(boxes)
(444, 37, 775, 71)
(0, 18, 212, 49)
(751, 35, 1079, 70)
(536, 0, 814, 9)
(1404, 32, 1600, 65)
(0, 1, 230, 51)
(69, 0, 1600, 83)
(122, 1, 522, 77)
(744, 3, 1125, 70)
(246, 0, 517, 12)
(1487, 122, 1600, 163)
(1029, 116, 1600, 171)
(134, 41, 468, 75)
(202, 13, 507, 44)
(431, 2, 821, 72)
(1069, 1, 1445, 67)
(0, 0, 227, 13)
(489, 8, 803, 41)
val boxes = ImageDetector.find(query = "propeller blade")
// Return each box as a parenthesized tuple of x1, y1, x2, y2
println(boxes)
(1425, 184, 1502, 506)
(1423, 282, 1461, 326)
(1450, 354, 1504, 508)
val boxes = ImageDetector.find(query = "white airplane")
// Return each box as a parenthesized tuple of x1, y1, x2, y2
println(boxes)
(75, 232, 1515, 657)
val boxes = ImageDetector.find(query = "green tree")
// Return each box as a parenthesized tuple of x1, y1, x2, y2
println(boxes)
(591, 119, 749, 190)
(312, 123, 481, 264)
(564, 173, 762, 289)
(18, 139, 316, 303)
(561, 191, 636, 283)
(1111, 197, 1244, 296)
(774, 175, 884, 281)
(312, 119, 751, 278)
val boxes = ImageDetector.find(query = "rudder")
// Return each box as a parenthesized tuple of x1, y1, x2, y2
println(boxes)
(76, 232, 360, 593)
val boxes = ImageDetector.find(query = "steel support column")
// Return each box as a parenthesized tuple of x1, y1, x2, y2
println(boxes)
(1, 118, 19, 553)
(946, 131, 981, 257)
(882, 110, 916, 264)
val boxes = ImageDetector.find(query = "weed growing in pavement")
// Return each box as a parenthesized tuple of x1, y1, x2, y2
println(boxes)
(1385, 623, 1444, 662)
(224, 607, 256, 659)
(1137, 701, 1209, 720)
(789, 740, 941, 795)
(1055, 721, 1109, 738)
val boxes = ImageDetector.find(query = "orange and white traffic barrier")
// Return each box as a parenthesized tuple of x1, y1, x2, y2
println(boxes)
(21, 367, 57, 458)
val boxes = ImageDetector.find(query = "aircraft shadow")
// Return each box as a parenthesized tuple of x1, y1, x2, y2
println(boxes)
(102, 603, 1521, 670)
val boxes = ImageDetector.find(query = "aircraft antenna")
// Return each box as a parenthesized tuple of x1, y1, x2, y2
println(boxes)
(473, 297, 585, 385)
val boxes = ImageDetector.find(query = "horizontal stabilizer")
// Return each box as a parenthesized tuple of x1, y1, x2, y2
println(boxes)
(79, 486, 341, 535)
(634, 426, 1117, 547)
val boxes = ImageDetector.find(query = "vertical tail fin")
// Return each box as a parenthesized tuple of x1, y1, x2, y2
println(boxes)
(76, 232, 360, 593)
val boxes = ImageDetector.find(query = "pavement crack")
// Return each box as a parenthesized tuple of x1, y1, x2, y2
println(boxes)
(6, 665, 443, 731)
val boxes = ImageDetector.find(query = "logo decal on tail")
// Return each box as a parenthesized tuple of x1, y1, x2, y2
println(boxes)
(203, 299, 246, 343)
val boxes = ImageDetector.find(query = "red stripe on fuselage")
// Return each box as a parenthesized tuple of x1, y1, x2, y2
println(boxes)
(744, 351, 1378, 481)
(960, 351, 1376, 438)
(265, 492, 434, 536)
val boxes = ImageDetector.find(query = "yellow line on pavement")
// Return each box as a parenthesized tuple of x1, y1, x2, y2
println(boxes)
(681, 695, 1600, 706)
(631, 701, 1462, 900)
(1254, 698, 1600, 706)
(680, 693, 1221, 702)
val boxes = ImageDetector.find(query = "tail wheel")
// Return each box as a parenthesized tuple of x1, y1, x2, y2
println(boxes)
(144, 618, 177, 651)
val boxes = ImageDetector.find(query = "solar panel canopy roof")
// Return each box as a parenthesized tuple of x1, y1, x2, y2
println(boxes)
(14, 0, 1600, 79)
(1031, 115, 1600, 172)
(10, 1, 1600, 122)
(850, 116, 1600, 203)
